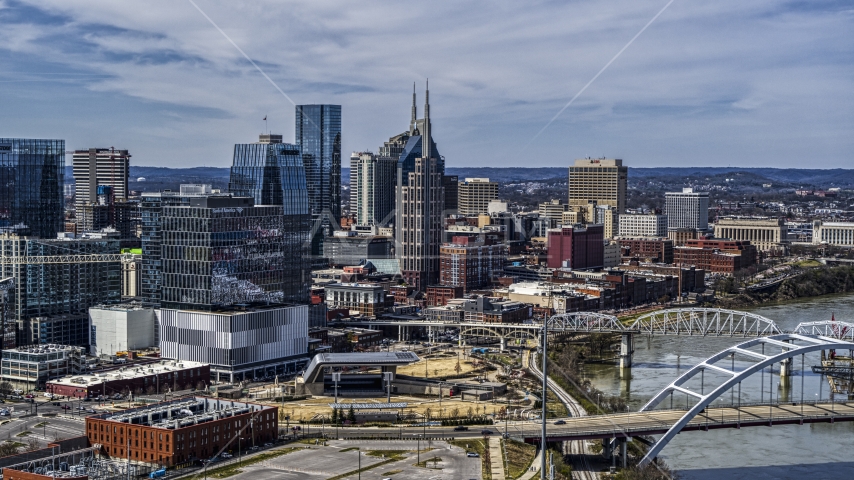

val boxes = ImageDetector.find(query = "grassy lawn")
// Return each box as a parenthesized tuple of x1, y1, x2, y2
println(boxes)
(339, 447, 359, 452)
(795, 259, 823, 268)
(381, 470, 402, 476)
(202, 447, 300, 479)
(503, 439, 536, 479)
(34, 422, 49, 428)
(15, 431, 31, 437)
(450, 439, 490, 480)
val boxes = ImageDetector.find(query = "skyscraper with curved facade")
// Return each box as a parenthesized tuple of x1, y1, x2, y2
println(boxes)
(228, 134, 311, 303)
(0, 138, 65, 238)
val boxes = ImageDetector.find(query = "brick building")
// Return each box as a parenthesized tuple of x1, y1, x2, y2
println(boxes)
(439, 236, 505, 293)
(617, 237, 674, 264)
(674, 239, 757, 274)
(426, 285, 464, 306)
(85, 397, 277, 467)
(546, 225, 604, 269)
(47, 360, 210, 398)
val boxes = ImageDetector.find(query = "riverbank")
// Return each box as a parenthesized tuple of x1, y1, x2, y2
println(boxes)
(713, 265, 854, 309)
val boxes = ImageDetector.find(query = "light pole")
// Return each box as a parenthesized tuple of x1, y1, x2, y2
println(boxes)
(540, 325, 547, 480)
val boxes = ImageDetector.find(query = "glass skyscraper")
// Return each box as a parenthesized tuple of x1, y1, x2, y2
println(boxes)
(0, 138, 65, 238)
(295, 105, 341, 256)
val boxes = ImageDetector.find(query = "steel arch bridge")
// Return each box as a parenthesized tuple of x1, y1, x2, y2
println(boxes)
(628, 307, 781, 336)
(637, 333, 854, 467)
(794, 320, 854, 341)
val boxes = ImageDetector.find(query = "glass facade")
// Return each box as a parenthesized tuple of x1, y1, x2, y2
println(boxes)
(295, 105, 341, 256)
(0, 138, 65, 238)
(160, 197, 309, 311)
(140, 191, 195, 308)
(228, 141, 310, 216)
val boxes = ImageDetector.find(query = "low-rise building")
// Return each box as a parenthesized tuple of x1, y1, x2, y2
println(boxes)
(618, 237, 674, 264)
(812, 220, 854, 247)
(462, 297, 531, 323)
(1, 344, 87, 390)
(714, 217, 788, 253)
(674, 239, 757, 274)
(86, 397, 277, 466)
(426, 285, 464, 306)
(47, 360, 210, 398)
(324, 282, 387, 317)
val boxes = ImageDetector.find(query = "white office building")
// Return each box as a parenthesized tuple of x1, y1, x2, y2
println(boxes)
(618, 214, 668, 238)
(89, 302, 158, 356)
(665, 188, 709, 231)
(813, 221, 854, 247)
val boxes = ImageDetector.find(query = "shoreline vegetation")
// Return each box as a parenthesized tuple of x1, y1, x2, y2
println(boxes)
(713, 265, 854, 309)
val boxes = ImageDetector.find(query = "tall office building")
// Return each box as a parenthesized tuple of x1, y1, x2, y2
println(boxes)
(0, 232, 121, 346)
(160, 196, 304, 310)
(458, 178, 498, 216)
(296, 104, 342, 256)
(228, 134, 311, 301)
(353, 152, 397, 226)
(0, 138, 65, 238)
(396, 84, 445, 291)
(72, 148, 130, 204)
(140, 184, 223, 308)
(568, 158, 628, 213)
(665, 188, 709, 231)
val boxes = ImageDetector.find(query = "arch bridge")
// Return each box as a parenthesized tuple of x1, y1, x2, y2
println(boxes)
(636, 333, 854, 466)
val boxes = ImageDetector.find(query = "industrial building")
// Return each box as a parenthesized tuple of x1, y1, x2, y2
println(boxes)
(86, 397, 278, 466)
(47, 360, 209, 398)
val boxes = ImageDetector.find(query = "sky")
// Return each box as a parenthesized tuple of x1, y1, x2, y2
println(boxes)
(0, 0, 852, 169)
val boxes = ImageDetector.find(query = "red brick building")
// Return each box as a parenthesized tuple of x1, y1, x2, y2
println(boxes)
(46, 360, 210, 398)
(547, 225, 604, 269)
(674, 239, 757, 274)
(439, 237, 505, 293)
(426, 285, 464, 306)
(617, 237, 674, 264)
(85, 397, 277, 466)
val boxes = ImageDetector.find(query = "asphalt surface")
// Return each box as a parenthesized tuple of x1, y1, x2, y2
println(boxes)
(226, 439, 480, 480)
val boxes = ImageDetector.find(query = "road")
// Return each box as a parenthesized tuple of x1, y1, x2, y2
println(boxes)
(527, 351, 598, 480)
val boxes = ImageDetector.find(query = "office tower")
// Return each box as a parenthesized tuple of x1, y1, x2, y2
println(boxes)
(349, 152, 360, 207)
(618, 214, 668, 237)
(546, 225, 605, 269)
(140, 184, 223, 308)
(396, 84, 445, 291)
(0, 138, 65, 238)
(0, 232, 121, 346)
(353, 152, 397, 226)
(72, 148, 131, 203)
(458, 178, 498, 216)
(443, 175, 459, 213)
(295, 104, 342, 256)
(665, 188, 709, 231)
(568, 158, 628, 213)
(228, 134, 311, 300)
(539, 199, 569, 222)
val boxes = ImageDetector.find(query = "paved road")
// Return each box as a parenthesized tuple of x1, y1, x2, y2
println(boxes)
(226, 439, 480, 480)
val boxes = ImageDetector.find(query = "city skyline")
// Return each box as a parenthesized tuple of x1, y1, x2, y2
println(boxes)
(0, 1, 851, 169)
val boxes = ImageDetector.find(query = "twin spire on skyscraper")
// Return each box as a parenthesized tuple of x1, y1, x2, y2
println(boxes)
(409, 81, 432, 160)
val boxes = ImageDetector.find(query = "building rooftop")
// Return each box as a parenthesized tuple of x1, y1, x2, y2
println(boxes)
(47, 360, 208, 388)
(91, 396, 272, 430)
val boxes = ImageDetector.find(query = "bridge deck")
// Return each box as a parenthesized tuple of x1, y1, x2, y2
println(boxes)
(520, 402, 854, 442)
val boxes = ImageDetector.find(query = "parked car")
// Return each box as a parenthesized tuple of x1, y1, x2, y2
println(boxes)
(466, 452, 480, 458)
(480, 429, 493, 435)
(249, 446, 260, 451)
(454, 426, 469, 431)
(220, 453, 232, 459)
(554, 420, 566, 425)
(263, 443, 273, 448)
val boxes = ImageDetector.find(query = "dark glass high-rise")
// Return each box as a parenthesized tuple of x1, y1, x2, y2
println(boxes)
(0, 139, 65, 238)
(295, 105, 341, 257)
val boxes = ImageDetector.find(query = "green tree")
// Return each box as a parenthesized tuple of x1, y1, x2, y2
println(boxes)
(348, 405, 356, 423)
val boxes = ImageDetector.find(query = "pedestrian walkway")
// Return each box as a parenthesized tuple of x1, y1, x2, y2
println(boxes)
(488, 436, 506, 479)
(518, 448, 541, 480)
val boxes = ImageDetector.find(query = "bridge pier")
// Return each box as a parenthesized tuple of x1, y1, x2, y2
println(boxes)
(500, 337, 506, 352)
(619, 438, 628, 468)
(620, 333, 634, 374)
(780, 339, 793, 388)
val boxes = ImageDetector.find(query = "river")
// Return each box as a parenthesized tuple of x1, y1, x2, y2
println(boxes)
(581, 293, 854, 479)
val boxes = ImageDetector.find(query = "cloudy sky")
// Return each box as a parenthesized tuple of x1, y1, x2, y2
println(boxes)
(0, 0, 851, 168)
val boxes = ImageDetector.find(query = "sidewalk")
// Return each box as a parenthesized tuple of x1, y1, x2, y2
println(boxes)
(488, 436, 506, 479)
(518, 448, 541, 480)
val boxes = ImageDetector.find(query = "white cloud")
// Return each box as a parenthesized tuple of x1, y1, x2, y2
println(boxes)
(0, 0, 851, 167)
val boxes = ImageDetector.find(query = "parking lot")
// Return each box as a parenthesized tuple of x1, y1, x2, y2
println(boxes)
(227, 439, 480, 480)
